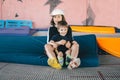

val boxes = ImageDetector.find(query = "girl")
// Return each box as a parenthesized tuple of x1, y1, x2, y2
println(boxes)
(44, 9, 80, 69)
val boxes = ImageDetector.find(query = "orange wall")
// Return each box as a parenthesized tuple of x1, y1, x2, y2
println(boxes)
(0, 0, 120, 28)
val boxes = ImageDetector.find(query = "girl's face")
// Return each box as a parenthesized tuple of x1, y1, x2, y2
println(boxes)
(53, 15, 62, 25)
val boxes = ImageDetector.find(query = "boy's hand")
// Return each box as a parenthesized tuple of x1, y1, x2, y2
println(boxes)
(57, 40, 66, 45)
(65, 41, 71, 48)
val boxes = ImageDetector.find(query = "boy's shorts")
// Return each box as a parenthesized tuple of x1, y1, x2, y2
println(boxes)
(57, 45, 68, 54)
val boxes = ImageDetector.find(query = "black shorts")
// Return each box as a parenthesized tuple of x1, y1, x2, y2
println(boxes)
(57, 45, 68, 53)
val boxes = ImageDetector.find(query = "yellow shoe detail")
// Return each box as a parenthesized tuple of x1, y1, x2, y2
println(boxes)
(48, 58, 62, 69)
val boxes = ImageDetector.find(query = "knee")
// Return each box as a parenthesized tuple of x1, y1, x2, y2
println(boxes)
(44, 44, 49, 49)
(72, 41, 79, 48)
(66, 49, 71, 55)
(44, 44, 53, 50)
(58, 51, 63, 57)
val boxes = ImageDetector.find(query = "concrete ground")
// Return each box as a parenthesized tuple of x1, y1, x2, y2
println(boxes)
(0, 55, 120, 80)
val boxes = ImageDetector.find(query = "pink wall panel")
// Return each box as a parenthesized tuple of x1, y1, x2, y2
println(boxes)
(90, 0, 120, 27)
(56, 0, 87, 25)
(0, 1, 1, 19)
(2, 0, 25, 19)
(0, 0, 120, 28)
(2, 0, 50, 28)
(22, 0, 50, 28)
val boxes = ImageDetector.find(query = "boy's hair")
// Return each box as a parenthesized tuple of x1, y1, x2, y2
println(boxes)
(50, 15, 66, 26)
(57, 21, 68, 29)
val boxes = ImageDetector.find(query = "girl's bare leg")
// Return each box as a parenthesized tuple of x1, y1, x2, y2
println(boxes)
(44, 44, 62, 69)
(71, 41, 79, 59)
(67, 41, 80, 69)
(44, 44, 56, 58)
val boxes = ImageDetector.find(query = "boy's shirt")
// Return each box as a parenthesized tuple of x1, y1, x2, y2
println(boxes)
(51, 34, 73, 52)
(51, 34, 73, 43)
(47, 26, 73, 43)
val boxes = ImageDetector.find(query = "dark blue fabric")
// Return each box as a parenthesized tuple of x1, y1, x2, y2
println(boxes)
(74, 35, 99, 67)
(0, 36, 48, 66)
(0, 35, 99, 67)
(0, 53, 48, 65)
(115, 27, 120, 33)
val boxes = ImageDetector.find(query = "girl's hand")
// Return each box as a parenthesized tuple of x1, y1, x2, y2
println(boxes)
(65, 41, 71, 48)
(57, 40, 66, 45)
(49, 41, 58, 48)
(52, 42, 58, 48)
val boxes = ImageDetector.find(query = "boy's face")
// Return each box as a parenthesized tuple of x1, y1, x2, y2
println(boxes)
(58, 26, 68, 36)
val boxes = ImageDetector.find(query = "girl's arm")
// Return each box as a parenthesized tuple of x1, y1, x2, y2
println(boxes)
(47, 27, 58, 42)
(48, 40, 58, 49)
(67, 27, 73, 40)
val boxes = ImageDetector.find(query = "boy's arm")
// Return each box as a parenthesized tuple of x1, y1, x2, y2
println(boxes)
(55, 39, 66, 45)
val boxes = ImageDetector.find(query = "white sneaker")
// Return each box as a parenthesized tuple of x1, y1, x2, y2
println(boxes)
(67, 58, 81, 69)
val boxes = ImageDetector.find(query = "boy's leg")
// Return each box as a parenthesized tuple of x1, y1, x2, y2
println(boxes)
(57, 51, 64, 66)
(65, 49, 72, 65)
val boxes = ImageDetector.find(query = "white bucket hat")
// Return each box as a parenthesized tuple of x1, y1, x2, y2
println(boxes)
(51, 9, 64, 16)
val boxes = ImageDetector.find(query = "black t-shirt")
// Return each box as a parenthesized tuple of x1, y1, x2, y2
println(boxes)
(47, 26, 73, 42)
(51, 34, 73, 42)
(51, 34, 73, 53)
